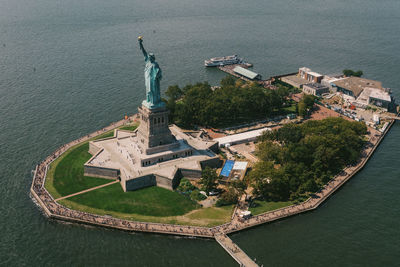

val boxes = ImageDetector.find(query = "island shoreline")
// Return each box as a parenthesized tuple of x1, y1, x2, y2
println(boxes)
(30, 113, 396, 238)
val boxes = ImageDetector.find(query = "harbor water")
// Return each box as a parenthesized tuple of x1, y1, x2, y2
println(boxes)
(0, 0, 399, 265)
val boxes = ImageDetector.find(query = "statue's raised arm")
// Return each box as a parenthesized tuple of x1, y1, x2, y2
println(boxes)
(138, 36, 148, 61)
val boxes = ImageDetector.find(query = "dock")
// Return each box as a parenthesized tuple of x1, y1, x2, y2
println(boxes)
(218, 64, 274, 89)
(215, 233, 258, 267)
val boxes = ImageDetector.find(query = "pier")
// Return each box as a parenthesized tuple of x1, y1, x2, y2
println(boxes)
(218, 64, 274, 89)
(215, 233, 258, 267)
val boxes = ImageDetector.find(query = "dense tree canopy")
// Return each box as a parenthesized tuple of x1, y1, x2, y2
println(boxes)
(164, 76, 291, 128)
(343, 69, 363, 77)
(298, 94, 315, 117)
(251, 117, 367, 201)
(199, 167, 218, 195)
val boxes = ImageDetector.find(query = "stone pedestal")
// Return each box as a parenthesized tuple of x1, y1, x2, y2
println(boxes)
(137, 104, 177, 155)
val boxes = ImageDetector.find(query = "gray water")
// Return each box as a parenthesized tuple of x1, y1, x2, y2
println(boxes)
(1, 0, 399, 266)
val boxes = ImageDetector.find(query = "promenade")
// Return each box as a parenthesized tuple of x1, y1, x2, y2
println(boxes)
(30, 116, 395, 266)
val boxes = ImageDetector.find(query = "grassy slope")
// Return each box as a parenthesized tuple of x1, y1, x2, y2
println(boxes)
(59, 194, 233, 227)
(45, 130, 115, 198)
(249, 200, 294, 215)
(52, 143, 112, 197)
(61, 184, 199, 217)
(119, 124, 138, 131)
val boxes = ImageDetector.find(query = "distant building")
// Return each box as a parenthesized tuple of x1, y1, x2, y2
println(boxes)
(280, 75, 309, 88)
(331, 77, 383, 98)
(321, 74, 346, 91)
(298, 67, 324, 83)
(331, 76, 394, 111)
(214, 127, 270, 147)
(302, 83, 329, 96)
(368, 88, 393, 109)
(233, 66, 261, 80)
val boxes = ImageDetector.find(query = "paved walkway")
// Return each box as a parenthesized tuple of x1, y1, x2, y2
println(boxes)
(55, 180, 119, 201)
(215, 233, 258, 267)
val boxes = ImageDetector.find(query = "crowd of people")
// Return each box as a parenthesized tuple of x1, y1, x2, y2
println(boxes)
(30, 117, 384, 238)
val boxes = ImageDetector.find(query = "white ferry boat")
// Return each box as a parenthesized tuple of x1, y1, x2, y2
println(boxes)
(204, 55, 243, 67)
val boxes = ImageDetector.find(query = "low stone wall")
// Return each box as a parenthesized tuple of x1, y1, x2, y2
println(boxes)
(88, 142, 103, 155)
(180, 168, 202, 178)
(200, 157, 222, 169)
(124, 174, 156, 191)
(84, 165, 119, 179)
(155, 174, 174, 190)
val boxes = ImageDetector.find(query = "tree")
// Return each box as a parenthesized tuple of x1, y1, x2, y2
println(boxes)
(216, 187, 239, 206)
(232, 179, 247, 195)
(298, 94, 315, 117)
(165, 85, 183, 100)
(343, 69, 363, 77)
(249, 117, 366, 201)
(164, 76, 291, 128)
(199, 167, 218, 194)
(220, 75, 236, 87)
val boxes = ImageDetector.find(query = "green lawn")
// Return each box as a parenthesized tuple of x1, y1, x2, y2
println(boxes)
(187, 205, 234, 224)
(281, 102, 297, 114)
(60, 184, 199, 217)
(93, 131, 114, 139)
(52, 143, 112, 197)
(45, 129, 117, 198)
(119, 124, 138, 131)
(249, 200, 295, 215)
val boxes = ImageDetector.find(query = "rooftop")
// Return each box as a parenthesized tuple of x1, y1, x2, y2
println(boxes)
(369, 88, 391, 102)
(233, 66, 260, 80)
(307, 71, 323, 78)
(214, 127, 271, 146)
(281, 75, 309, 86)
(304, 83, 329, 90)
(333, 77, 383, 98)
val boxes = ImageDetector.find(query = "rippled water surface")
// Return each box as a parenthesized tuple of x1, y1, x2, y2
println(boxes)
(1, 0, 399, 266)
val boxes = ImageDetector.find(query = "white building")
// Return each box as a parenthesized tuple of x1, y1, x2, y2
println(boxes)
(214, 127, 271, 147)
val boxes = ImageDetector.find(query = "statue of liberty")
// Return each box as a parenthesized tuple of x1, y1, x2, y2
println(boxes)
(138, 36, 164, 109)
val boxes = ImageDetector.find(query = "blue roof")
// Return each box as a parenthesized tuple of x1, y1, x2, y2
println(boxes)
(220, 160, 235, 177)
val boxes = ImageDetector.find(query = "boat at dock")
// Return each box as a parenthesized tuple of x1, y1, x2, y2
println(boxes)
(204, 55, 250, 67)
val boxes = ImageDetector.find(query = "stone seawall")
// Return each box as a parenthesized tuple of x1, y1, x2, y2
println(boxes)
(30, 116, 396, 239)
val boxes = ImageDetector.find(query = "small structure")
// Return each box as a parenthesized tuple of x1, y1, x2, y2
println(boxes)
(331, 77, 383, 98)
(368, 89, 393, 109)
(373, 114, 380, 125)
(233, 161, 248, 171)
(239, 211, 252, 219)
(220, 160, 235, 177)
(214, 127, 270, 147)
(233, 66, 261, 80)
(321, 74, 346, 91)
(302, 83, 329, 96)
(219, 160, 248, 184)
(286, 113, 297, 120)
(280, 75, 309, 88)
(298, 67, 324, 83)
